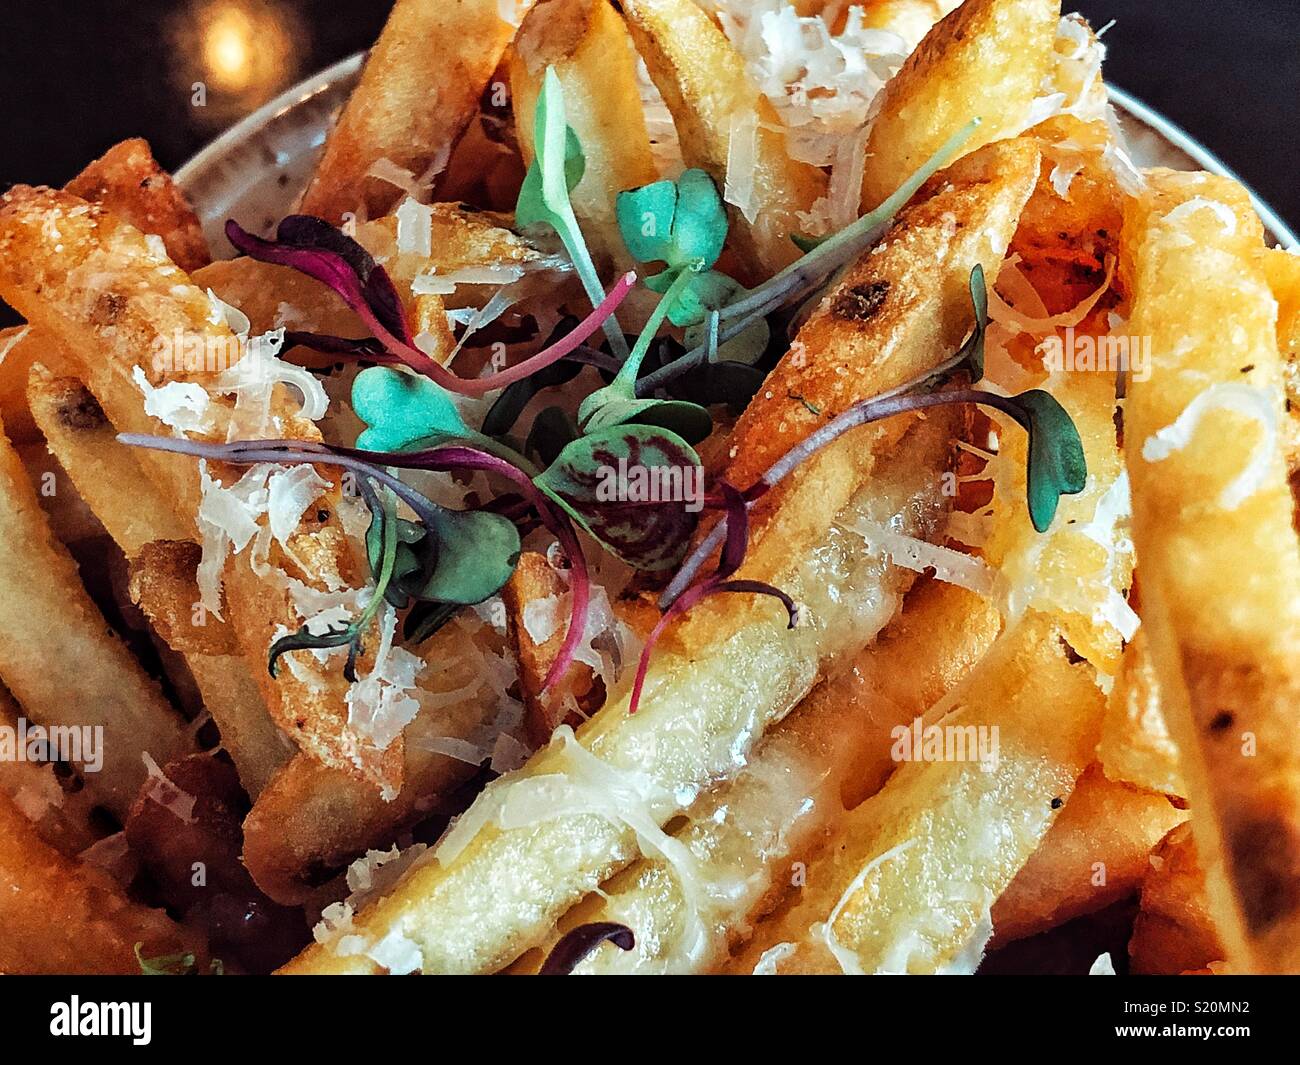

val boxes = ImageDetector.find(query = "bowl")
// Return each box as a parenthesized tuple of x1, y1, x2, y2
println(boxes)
(175, 52, 1299, 257)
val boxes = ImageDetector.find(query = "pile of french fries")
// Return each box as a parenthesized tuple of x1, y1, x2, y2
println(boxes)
(0, 0, 1296, 976)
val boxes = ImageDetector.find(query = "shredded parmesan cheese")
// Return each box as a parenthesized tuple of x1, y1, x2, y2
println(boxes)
(1142, 382, 1279, 510)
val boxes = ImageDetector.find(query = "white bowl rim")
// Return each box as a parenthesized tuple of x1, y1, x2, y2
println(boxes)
(175, 50, 1298, 251)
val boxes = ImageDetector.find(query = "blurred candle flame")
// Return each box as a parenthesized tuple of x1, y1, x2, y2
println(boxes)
(173, 0, 305, 122)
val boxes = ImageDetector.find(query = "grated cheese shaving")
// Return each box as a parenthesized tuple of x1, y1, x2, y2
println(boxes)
(705, 1, 909, 168)
(345, 607, 427, 752)
(1142, 382, 1279, 510)
(847, 517, 999, 598)
(394, 196, 434, 257)
(819, 838, 917, 975)
(140, 752, 196, 824)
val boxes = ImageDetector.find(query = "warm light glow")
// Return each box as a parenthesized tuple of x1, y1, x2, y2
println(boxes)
(174, 0, 302, 112)
(204, 7, 256, 92)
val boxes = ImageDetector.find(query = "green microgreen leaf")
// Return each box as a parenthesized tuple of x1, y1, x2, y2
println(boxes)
(396, 508, 521, 605)
(352, 366, 472, 452)
(616, 168, 728, 274)
(955, 264, 988, 384)
(525, 405, 580, 466)
(481, 356, 583, 439)
(534, 423, 704, 571)
(516, 68, 627, 358)
(135, 943, 222, 976)
(998, 389, 1088, 533)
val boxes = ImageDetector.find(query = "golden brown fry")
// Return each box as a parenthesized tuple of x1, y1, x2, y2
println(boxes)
(861, 1, 953, 50)
(66, 138, 210, 273)
(1129, 822, 1227, 975)
(1096, 629, 1185, 797)
(1123, 170, 1300, 973)
(0, 416, 193, 819)
(621, 0, 827, 278)
(0, 682, 101, 858)
(511, 0, 657, 265)
(243, 614, 513, 904)
(191, 257, 368, 339)
(723, 139, 1039, 579)
(127, 540, 235, 656)
(26, 364, 286, 798)
(13, 440, 104, 547)
(562, 580, 1000, 974)
(860, 0, 1061, 211)
(502, 551, 600, 746)
(1261, 247, 1300, 469)
(0, 326, 73, 445)
(26, 365, 190, 555)
(0, 187, 394, 789)
(991, 765, 1185, 943)
(300, 0, 529, 222)
(730, 614, 1103, 974)
(0, 790, 201, 975)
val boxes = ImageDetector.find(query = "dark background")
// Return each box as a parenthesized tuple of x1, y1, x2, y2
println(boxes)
(0, 0, 1295, 222)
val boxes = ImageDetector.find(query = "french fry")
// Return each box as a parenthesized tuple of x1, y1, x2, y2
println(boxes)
(860, 0, 1061, 212)
(620, 0, 828, 278)
(25, 364, 287, 797)
(990, 765, 1185, 944)
(191, 257, 368, 340)
(299, 0, 530, 222)
(3, 140, 204, 446)
(862, 1, 956, 50)
(26, 365, 190, 555)
(0, 415, 193, 819)
(728, 613, 1104, 974)
(14, 440, 104, 547)
(0, 790, 202, 975)
(0, 326, 73, 445)
(722, 138, 1039, 583)
(1129, 822, 1228, 975)
(558, 580, 1000, 974)
(510, 0, 658, 266)
(282, 410, 957, 973)
(243, 612, 515, 904)
(1260, 247, 1300, 468)
(1095, 629, 1186, 797)
(126, 540, 235, 656)
(0, 682, 101, 857)
(0, 188, 402, 788)
(65, 138, 210, 273)
(1123, 171, 1300, 973)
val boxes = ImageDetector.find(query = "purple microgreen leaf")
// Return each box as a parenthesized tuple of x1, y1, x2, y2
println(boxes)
(538, 922, 635, 975)
(227, 216, 636, 397)
(534, 424, 704, 573)
(628, 574, 796, 715)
